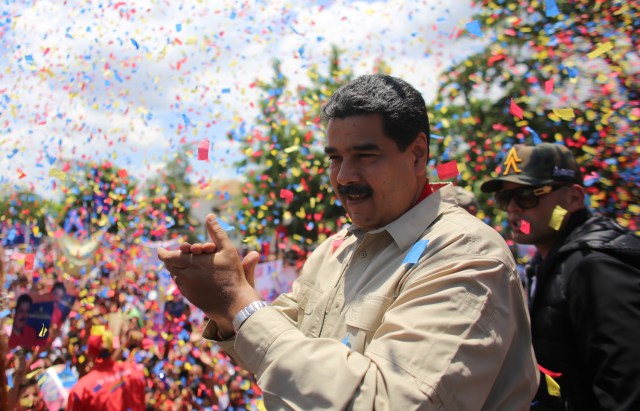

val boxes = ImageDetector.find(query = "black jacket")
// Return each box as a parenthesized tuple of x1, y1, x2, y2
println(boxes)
(527, 209, 640, 411)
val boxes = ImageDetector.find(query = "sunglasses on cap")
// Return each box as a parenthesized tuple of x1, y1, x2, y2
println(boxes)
(495, 184, 568, 211)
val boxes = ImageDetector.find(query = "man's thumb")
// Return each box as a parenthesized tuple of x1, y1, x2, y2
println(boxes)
(241, 251, 260, 288)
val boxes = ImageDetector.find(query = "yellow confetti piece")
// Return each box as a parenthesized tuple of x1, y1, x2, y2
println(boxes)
(582, 145, 597, 155)
(552, 108, 575, 121)
(587, 41, 613, 59)
(91, 324, 106, 336)
(545, 374, 561, 397)
(48, 168, 66, 181)
(26, 369, 42, 380)
(78, 355, 86, 364)
(549, 205, 568, 231)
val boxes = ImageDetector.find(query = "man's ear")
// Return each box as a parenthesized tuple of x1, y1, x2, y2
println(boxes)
(565, 184, 586, 212)
(411, 132, 429, 175)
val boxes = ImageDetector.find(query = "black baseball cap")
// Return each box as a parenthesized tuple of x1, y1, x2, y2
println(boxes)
(480, 143, 583, 193)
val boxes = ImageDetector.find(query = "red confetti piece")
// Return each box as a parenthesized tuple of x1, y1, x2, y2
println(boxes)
(198, 139, 210, 161)
(520, 219, 531, 234)
(436, 160, 459, 180)
(24, 254, 35, 271)
(538, 364, 562, 378)
(118, 169, 128, 179)
(510, 98, 524, 119)
(545, 79, 554, 95)
(279, 188, 294, 204)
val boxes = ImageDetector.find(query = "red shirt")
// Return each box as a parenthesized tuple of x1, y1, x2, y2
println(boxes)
(66, 359, 145, 411)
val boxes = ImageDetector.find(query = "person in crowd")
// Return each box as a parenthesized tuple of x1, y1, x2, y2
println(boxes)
(480, 143, 640, 410)
(66, 330, 145, 411)
(159, 74, 539, 410)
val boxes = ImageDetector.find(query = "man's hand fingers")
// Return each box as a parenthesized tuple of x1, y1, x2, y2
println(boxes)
(202, 242, 216, 254)
(191, 243, 204, 254)
(179, 242, 193, 254)
(205, 213, 235, 252)
(241, 251, 260, 288)
(157, 248, 191, 269)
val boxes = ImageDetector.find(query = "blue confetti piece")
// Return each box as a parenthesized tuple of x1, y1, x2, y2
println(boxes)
(25, 55, 34, 63)
(466, 20, 483, 37)
(182, 114, 191, 126)
(402, 240, 430, 266)
(431, 134, 444, 140)
(130, 38, 139, 50)
(525, 126, 543, 144)
(0, 309, 11, 319)
(176, 23, 182, 32)
(545, 0, 559, 17)
(217, 218, 236, 232)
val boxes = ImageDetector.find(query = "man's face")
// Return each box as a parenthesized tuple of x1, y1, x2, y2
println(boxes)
(15, 301, 30, 328)
(325, 114, 425, 231)
(500, 181, 570, 247)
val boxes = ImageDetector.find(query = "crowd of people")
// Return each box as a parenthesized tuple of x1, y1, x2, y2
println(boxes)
(1, 240, 269, 410)
(2, 74, 639, 411)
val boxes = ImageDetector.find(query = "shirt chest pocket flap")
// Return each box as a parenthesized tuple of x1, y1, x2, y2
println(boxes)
(345, 294, 395, 333)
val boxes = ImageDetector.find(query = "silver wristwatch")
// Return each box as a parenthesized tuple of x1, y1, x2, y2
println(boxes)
(232, 300, 269, 332)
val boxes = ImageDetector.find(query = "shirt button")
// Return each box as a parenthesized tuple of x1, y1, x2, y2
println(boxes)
(360, 251, 367, 258)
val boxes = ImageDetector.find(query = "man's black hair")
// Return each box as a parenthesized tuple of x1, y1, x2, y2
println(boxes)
(16, 293, 33, 308)
(321, 74, 430, 153)
(52, 281, 66, 293)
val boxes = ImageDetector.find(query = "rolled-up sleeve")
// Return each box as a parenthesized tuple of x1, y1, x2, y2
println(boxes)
(220, 257, 537, 410)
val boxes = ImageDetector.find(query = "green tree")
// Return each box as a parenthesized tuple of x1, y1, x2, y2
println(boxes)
(56, 160, 139, 236)
(0, 189, 52, 243)
(432, 0, 639, 231)
(232, 47, 356, 249)
(142, 147, 199, 242)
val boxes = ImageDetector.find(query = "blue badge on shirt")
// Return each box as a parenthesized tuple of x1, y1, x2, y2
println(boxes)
(402, 240, 430, 266)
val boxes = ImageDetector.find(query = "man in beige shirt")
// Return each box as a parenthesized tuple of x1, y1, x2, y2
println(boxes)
(159, 74, 539, 410)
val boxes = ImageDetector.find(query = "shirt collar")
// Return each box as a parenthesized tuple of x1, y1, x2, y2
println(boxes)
(346, 182, 455, 251)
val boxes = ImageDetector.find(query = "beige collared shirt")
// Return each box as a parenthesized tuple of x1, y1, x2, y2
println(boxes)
(205, 183, 539, 410)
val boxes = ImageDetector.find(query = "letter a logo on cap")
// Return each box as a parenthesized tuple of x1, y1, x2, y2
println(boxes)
(503, 147, 522, 175)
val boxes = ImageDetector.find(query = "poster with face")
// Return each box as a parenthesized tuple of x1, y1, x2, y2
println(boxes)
(9, 293, 55, 349)
(49, 282, 77, 326)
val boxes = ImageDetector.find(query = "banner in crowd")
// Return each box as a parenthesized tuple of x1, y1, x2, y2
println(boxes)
(253, 260, 298, 302)
(9, 293, 55, 349)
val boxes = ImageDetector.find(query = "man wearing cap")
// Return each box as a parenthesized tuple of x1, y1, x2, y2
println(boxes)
(66, 330, 146, 411)
(480, 143, 640, 411)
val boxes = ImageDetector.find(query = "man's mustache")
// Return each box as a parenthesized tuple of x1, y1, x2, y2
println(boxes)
(338, 185, 373, 197)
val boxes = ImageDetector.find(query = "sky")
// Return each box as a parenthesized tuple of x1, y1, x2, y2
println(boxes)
(0, 0, 483, 199)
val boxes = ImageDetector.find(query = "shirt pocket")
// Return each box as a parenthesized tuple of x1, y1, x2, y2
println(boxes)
(296, 282, 323, 336)
(344, 294, 395, 352)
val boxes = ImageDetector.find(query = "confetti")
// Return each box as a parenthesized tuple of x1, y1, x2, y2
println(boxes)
(402, 240, 430, 266)
(198, 139, 210, 161)
(552, 108, 575, 121)
(510, 99, 524, 120)
(48, 168, 67, 181)
(436, 160, 459, 180)
(520, 219, 531, 234)
(549, 205, 568, 230)
(466, 20, 483, 37)
(587, 42, 613, 59)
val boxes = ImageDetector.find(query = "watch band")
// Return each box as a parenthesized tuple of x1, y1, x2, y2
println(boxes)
(232, 300, 269, 332)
